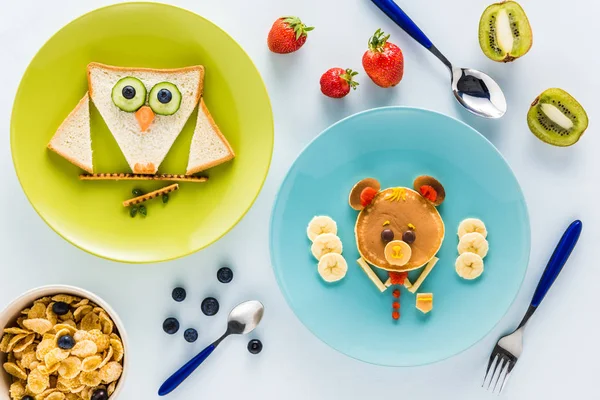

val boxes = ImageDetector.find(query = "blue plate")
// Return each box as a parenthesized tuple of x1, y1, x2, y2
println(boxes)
(270, 107, 530, 366)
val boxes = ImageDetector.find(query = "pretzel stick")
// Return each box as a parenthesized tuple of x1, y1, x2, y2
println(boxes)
(123, 184, 179, 207)
(80, 173, 208, 183)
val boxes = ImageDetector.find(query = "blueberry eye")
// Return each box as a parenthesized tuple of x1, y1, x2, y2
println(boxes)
(157, 89, 172, 104)
(122, 85, 136, 100)
(112, 77, 146, 112)
(149, 82, 181, 115)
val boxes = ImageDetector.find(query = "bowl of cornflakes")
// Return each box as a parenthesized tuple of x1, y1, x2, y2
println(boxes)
(0, 285, 128, 399)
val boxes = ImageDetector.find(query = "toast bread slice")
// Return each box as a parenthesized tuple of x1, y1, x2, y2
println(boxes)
(186, 99, 235, 175)
(87, 62, 204, 174)
(47, 93, 93, 173)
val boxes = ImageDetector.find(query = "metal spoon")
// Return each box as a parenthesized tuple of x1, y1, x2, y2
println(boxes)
(158, 300, 265, 396)
(371, 0, 507, 118)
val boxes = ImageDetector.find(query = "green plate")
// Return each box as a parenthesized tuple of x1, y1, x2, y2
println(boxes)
(11, 3, 273, 263)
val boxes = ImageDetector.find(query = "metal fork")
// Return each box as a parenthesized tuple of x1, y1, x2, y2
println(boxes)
(483, 220, 582, 394)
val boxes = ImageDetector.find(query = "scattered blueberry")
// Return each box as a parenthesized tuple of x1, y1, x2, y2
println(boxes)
(217, 267, 233, 284)
(402, 230, 416, 244)
(122, 86, 136, 100)
(381, 229, 394, 243)
(129, 206, 138, 218)
(57, 335, 75, 350)
(201, 297, 219, 316)
(22, 396, 34, 400)
(139, 205, 147, 217)
(172, 287, 186, 302)
(91, 388, 109, 400)
(247, 339, 263, 354)
(52, 301, 70, 316)
(157, 89, 173, 104)
(163, 317, 180, 335)
(132, 188, 143, 197)
(184, 328, 198, 343)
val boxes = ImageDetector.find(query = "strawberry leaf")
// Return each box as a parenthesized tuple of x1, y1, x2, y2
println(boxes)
(368, 28, 390, 52)
(340, 69, 360, 90)
(282, 16, 314, 41)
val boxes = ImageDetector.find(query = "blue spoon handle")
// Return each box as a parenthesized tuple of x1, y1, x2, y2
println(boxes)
(158, 343, 216, 396)
(370, 0, 432, 49)
(531, 220, 582, 308)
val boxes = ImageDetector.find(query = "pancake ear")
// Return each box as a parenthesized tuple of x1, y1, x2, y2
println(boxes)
(413, 175, 445, 206)
(349, 178, 381, 210)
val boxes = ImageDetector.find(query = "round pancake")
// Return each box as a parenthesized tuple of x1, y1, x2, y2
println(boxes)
(355, 187, 445, 272)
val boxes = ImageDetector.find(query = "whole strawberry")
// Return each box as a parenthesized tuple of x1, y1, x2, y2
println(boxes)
(320, 68, 359, 98)
(362, 29, 404, 88)
(268, 16, 314, 54)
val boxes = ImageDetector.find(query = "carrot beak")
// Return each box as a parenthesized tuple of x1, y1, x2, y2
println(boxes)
(135, 106, 155, 132)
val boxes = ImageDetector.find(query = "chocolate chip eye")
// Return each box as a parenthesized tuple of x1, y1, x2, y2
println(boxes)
(381, 229, 394, 243)
(402, 230, 416, 244)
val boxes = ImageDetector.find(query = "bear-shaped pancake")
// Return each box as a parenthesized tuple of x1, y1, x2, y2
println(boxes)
(349, 176, 446, 272)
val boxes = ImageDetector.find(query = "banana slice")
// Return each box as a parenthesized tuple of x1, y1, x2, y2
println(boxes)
(318, 253, 348, 282)
(457, 218, 487, 238)
(384, 240, 412, 266)
(458, 232, 489, 258)
(307, 216, 338, 242)
(455, 252, 484, 280)
(311, 233, 343, 260)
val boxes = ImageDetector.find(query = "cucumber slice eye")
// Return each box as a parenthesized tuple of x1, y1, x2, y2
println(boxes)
(111, 77, 147, 112)
(149, 82, 182, 115)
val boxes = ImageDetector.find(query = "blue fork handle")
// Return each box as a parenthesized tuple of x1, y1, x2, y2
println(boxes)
(370, 0, 433, 49)
(531, 220, 582, 308)
(158, 344, 216, 396)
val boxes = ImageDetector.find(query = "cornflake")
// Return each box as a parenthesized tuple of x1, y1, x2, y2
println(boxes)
(0, 294, 124, 398)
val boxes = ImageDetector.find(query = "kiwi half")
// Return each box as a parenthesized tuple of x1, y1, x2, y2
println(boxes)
(527, 88, 589, 147)
(479, 1, 532, 62)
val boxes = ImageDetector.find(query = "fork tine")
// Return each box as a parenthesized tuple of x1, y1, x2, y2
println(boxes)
(485, 354, 501, 390)
(482, 353, 498, 387)
(498, 360, 515, 394)
(491, 356, 507, 393)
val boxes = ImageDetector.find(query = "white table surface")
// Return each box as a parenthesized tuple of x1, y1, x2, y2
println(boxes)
(1, 0, 598, 399)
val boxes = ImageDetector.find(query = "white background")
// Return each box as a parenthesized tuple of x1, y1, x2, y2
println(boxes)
(0, 1, 598, 399)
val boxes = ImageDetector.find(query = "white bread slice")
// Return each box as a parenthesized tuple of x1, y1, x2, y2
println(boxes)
(87, 63, 204, 174)
(47, 93, 93, 173)
(186, 99, 235, 175)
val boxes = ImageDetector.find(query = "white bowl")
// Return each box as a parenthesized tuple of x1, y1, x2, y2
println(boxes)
(0, 285, 128, 398)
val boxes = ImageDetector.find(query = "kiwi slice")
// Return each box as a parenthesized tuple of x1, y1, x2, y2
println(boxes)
(148, 82, 182, 116)
(479, 1, 533, 62)
(527, 88, 589, 147)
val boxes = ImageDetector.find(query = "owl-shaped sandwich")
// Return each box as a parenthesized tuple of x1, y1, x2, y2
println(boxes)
(349, 176, 446, 272)
(47, 63, 234, 175)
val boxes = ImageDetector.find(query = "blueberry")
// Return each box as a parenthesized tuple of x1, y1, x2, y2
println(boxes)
(157, 89, 172, 104)
(172, 287, 186, 302)
(247, 339, 263, 354)
(122, 85, 136, 100)
(163, 317, 180, 335)
(52, 301, 70, 316)
(217, 267, 233, 283)
(201, 297, 219, 316)
(57, 335, 75, 350)
(402, 230, 416, 244)
(184, 328, 198, 343)
(22, 396, 34, 400)
(381, 229, 394, 243)
(91, 388, 109, 400)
